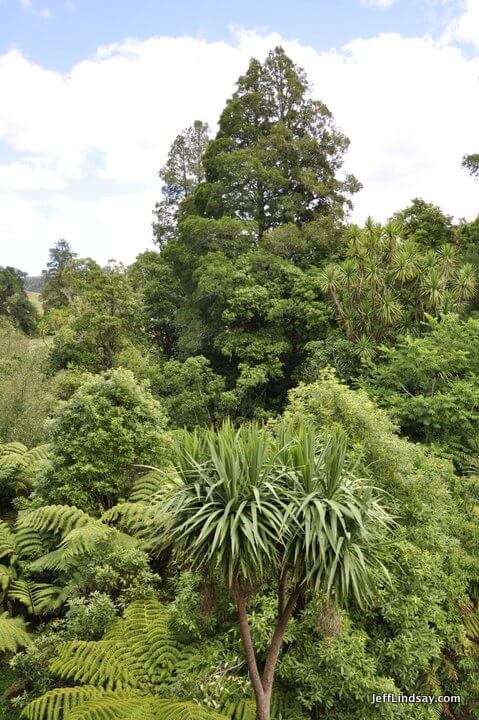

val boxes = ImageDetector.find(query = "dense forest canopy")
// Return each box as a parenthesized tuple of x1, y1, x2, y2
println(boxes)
(1, 47, 479, 720)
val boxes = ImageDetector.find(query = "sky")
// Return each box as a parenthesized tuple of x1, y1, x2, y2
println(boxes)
(0, 0, 478, 274)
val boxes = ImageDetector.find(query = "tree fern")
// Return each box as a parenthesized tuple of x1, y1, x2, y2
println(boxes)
(0, 520, 17, 562)
(8, 579, 66, 615)
(129, 469, 180, 504)
(22, 687, 143, 720)
(0, 442, 50, 495)
(22, 598, 228, 720)
(102, 502, 166, 540)
(0, 563, 15, 592)
(17, 505, 92, 537)
(19, 505, 140, 574)
(104, 599, 198, 689)
(0, 612, 30, 652)
(50, 599, 196, 691)
(50, 639, 140, 690)
(65, 697, 227, 720)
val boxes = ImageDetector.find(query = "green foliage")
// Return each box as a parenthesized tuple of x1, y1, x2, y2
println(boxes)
(363, 314, 479, 470)
(196, 46, 358, 232)
(64, 594, 117, 642)
(318, 218, 476, 350)
(48, 260, 143, 373)
(0, 442, 50, 504)
(11, 503, 157, 607)
(37, 369, 169, 510)
(159, 421, 391, 598)
(153, 120, 211, 249)
(462, 152, 479, 179)
(22, 598, 226, 720)
(4, 46, 479, 720)
(0, 613, 30, 653)
(154, 356, 226, 428)
(277, 425, 392, 605)
(129, 251, 184, 356)
(7, 580, 66, 616)
(41, 240, 77, 315)
(156, 420, 392, 720)
(0, 267, 38, 336)
(283, 370, 479, 714)
(394, 198, 455, 248)
(0, 321, 54, 447)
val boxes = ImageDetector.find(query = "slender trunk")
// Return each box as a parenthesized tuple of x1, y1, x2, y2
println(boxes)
(262, 585, 302, 707)
(232, 582, 266, 717)
(278, 571, 287, 617)
(233, 579, 302, 720)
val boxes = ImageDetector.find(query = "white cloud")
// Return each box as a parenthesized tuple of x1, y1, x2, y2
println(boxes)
(19, 0, 31, 7)
(360, 0, 396, 7)
(0, 29, 478, 273)
(0, 159, 66, 190)
(447, 0, 479, 47)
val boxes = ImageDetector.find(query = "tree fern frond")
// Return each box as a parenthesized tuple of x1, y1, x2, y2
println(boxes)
(65, 697, 153, 720)
(462, 609, 479, 641)
(102, 503, 166, 539)
(25, 444, 50, 464)
(0, 563, 15, 591)
(21, 686, 142, 720)
(129, 470, 180, 504)
(8, 579, 66, 615)
(50, 640, 140, 689)
(220, 698, 256, 720)
(0, 442, 29, 457)
(0, 443, 50, 494)
(15, 526, 44, 559)
(67, 697, 228, 720)
(149, 700, 228, 720)
(0, 520, 17, 562)
(105, 598, 197, 688)
(17, 505, 92, 536)
(0, 612, 30, 652)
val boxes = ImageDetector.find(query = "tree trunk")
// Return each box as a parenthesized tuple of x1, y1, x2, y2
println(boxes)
(232, 582, 267, 717)
(233, 579, 302, 720)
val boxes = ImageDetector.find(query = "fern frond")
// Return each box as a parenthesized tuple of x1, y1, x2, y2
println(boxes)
(15, 527, 46, 560)
(220, 698, 256, 720)
(50, 640, 140, 689)
(0, 442, 29, 457)
(463, 610, 479, 641)
(17, 505, 92, 536)
(8, 579, 65, 615)
(25, 444, 50, 464)
(149, 700, 228, 720)
(0, 563, 15, 591)
(0, 520, 17, 562)
(67, 697, 227, 720)
(30, 522, 139, 573)
(0, 443, 50, 493)
(0, 612, 30, 652)
(129, 470, 180, 504)
(105, 598, 197, 688)
(102, 503, 166, 538)
(21, 686, 142, 720)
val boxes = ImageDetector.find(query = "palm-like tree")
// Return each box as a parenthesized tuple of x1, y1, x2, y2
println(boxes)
(157, 421, 392, 720)
(319, 218, 476, 349)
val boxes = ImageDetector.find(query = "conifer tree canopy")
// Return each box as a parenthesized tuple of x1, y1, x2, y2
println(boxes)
(193, 47, 360, 235)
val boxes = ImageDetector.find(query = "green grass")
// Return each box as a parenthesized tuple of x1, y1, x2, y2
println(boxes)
(27, 292, 43, 316)
(0, 665, 21, 719)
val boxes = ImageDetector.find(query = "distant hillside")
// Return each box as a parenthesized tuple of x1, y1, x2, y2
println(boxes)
(24, 275, 43, 292)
